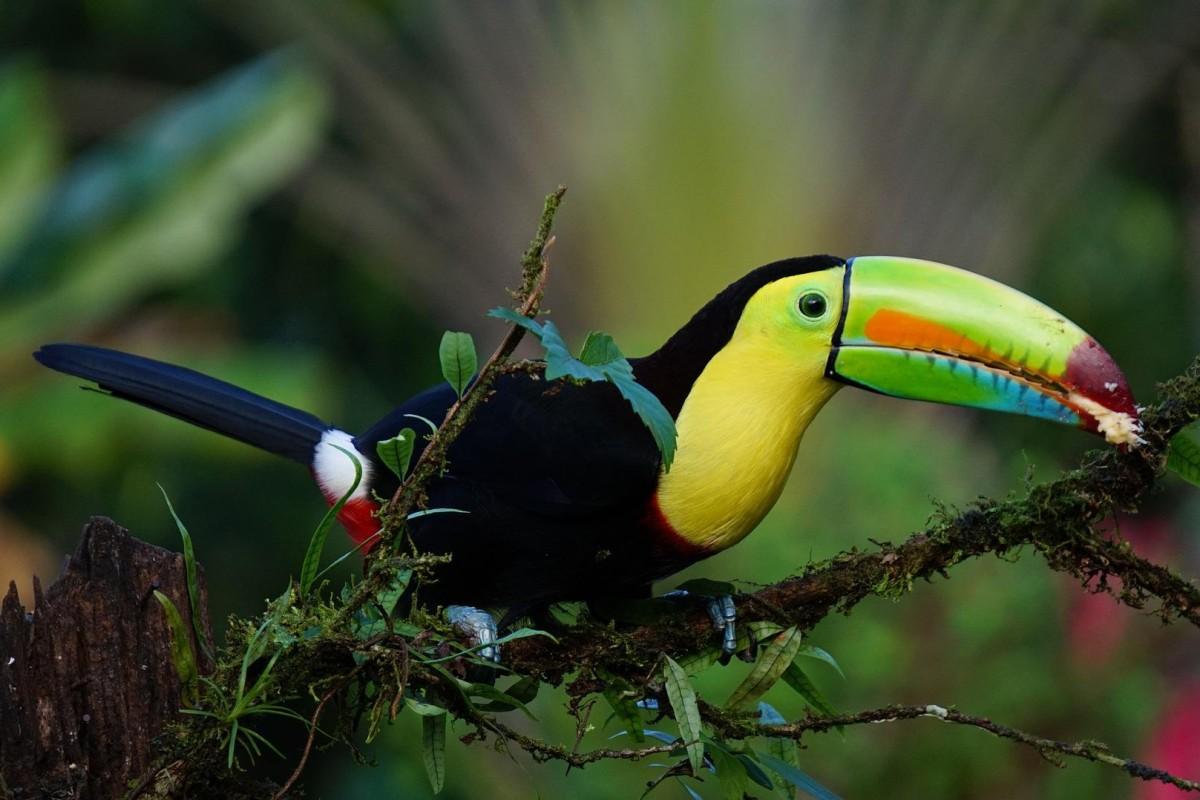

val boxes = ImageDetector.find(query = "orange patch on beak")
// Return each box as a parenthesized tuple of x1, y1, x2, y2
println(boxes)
(864, 309, 998, 363)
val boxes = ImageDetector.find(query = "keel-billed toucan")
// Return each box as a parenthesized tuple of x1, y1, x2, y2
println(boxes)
(35, 256, 1139, 655)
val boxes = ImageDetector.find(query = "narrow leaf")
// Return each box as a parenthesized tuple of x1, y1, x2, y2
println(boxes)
(158, 484, 212, 662)
(663, 656, 704, 776)
(726, 626, 804, 708)
(1167, 425, 1200, 488)
(676, 646, 721, 677)
(768, 736, 802, 800)
(737, 752, 776, 791)
(503, 676, 542, 705)
(746, 620, 786, 642)
(439, 330, 477, 399)
(781, 663, 839, 720)
(375, 427, 416, 480)
(487, 305, 544, 336)
(422, 712, 447, 794)
(405, 697, 448, 716)
(797, 644, 845, 680)
(706, 744, 749, 800)
(757, 753, 842, 800)
(403, 413, 440, 434)
(154, 590, 199, 706)
(600, 671, 645, 743)
(459, 681, 538, 719)
(300, 445, 361, 598)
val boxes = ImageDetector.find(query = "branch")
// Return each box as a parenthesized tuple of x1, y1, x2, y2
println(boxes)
(752, 704, 1200, 793)
(456, 697, 1200, 793)
(502, 354, 1200, 681)
(336, 186, 566, 624)
(103, 182, 1200, 796)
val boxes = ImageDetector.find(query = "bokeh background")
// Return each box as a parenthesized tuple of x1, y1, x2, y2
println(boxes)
(2, 2, 1200, 798)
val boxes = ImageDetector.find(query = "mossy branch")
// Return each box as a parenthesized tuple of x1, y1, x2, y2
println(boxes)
(124, 186, 1200, 796)
(499, 354, 1200, 683)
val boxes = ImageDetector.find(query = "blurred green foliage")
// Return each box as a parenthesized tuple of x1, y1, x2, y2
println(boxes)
(1, 2, 1199, 798)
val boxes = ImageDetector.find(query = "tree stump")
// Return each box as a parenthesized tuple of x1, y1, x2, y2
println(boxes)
(0, 517, 212, 799)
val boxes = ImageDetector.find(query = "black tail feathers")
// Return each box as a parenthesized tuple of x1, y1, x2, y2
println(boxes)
(34, 344, 330, 464)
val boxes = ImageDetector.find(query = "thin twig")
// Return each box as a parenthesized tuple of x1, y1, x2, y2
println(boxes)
(272, 679, 348, 800)
(334, 186, 566, 625)
(470, 700, 1200, 794)
(747, 704, 1200, 793)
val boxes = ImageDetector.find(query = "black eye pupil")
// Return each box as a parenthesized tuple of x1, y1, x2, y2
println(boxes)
(800, 293, 827, 318)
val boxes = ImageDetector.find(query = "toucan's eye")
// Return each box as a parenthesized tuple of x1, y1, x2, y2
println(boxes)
(798, 292, 828, 319)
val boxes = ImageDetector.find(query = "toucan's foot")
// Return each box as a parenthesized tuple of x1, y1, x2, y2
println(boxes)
(446, 605, 500, 662)
(662, 590, 743, 661)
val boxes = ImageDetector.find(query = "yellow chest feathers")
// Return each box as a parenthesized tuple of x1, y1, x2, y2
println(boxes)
(654, 277, 844, 551)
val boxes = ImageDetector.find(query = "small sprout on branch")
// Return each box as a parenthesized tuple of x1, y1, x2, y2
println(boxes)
(439, 330, 478, 399)
(376, 427, 416, 480)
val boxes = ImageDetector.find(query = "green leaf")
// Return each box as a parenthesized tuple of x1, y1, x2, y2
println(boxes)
(158, 484, 212, 663)
(797, 644, 845, 680)
(676, 646, 721, 677)
(746, 620, 786, 642)
(422, 712, 447, 794)
(578, 331, 624, 365)
(405, 697, 448, 716)
(737, 752, 776, 791)
(153, 590, 199, 706)
(300, 445, 362, 598)
(487, 305, 545, 336)
(781, 663, 839, 721)
(354, 569, 413, 639)
(663, 655, 704, 776)
(727, 627, 804, 708)
(609, 377, 678, 470)
(757, 753, 842, 800)
(501, 676, 541, 705)
(487, 307, 678, 469)
(458, 681, 538, 719)
(418, 627, 557, 665)
(600, 672, 645, 743)
(1167, 424, 1200, 487)
(403, 413, 440, 434)
(375, 427, 416, 480)
(768, 737, 802, 800)
(706, 742, 749, 800)
(439, 330, 477, 399)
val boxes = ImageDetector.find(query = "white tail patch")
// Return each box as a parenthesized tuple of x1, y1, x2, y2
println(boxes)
(313, 429, 373, 502)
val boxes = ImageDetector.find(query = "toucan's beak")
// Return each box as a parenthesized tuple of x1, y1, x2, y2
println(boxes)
(827, 256, 1141, 445)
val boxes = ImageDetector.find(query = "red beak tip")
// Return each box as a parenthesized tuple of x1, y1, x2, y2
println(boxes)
(1064, 338, 1141, 444)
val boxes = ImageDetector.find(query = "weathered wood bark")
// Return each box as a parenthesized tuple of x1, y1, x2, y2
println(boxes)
(0, 517, 212, 799)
